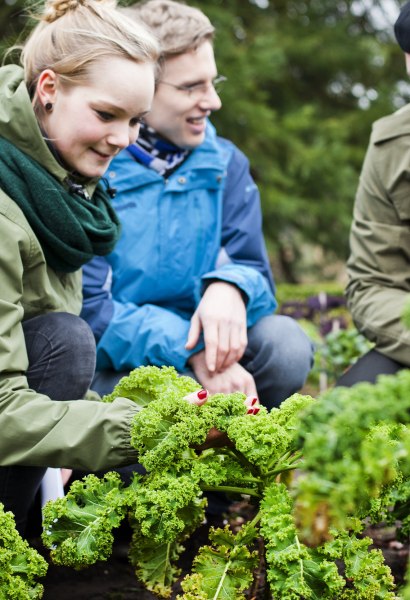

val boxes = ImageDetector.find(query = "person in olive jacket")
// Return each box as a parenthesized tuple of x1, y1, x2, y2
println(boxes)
(339, 1, 410, 386)
(0, 0, 161, 533)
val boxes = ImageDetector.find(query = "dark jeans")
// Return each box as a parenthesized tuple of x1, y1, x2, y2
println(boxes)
(0, 312, 96, 534)
(336, 348, 404, 387)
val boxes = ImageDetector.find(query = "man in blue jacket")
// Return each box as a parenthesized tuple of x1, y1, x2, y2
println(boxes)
(81, 0, 313, 410)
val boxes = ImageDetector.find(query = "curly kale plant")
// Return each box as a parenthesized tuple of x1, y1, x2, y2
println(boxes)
(294, 370, 410, 538)
(42, 471, 130, 569)
(42, 366, 402, 599)
(0, 502, 48, 599)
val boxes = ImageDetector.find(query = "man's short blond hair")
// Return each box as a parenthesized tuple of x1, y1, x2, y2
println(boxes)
(121, 0, 215, 58)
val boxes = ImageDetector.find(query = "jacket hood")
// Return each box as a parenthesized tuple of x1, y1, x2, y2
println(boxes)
(0, 65, 70, 184)
(0, 64, 101, 198)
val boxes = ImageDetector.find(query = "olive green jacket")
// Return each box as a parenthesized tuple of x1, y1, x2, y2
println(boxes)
(0, 64, 140, 470)
(346, 102, 410, 366)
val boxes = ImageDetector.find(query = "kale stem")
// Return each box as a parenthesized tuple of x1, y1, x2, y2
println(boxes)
(247, 510, 262, 530)
(267, 463, 299, 477)
(201, 485, 260, 498)
(266, 452, 303, 477)
(228, 447, 258, 472)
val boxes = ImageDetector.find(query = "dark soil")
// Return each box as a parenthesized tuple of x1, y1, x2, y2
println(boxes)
(39, 547, 158, 600)
(33, 524, 244, 600)
(28, 507, 409, 600)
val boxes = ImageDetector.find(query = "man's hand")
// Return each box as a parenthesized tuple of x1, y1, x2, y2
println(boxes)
(188, 349, 257, 397)
(185, 281, 247, 372)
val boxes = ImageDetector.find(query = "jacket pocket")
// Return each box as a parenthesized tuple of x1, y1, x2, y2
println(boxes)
(390, 186, 410, 221)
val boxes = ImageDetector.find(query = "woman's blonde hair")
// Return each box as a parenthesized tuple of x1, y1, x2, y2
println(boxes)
(22, 0, 160, 100)
(121, 0, 214, 59)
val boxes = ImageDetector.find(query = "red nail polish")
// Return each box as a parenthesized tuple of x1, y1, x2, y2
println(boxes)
(253, 407, 260, 415)
(251, 397, 258, 406)
(247, 408, 253, 415)
(197, 389, 208, 400)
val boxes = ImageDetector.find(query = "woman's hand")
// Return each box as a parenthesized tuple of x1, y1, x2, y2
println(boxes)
(188, 351, 257, 397)
(183, 390, 260, 449)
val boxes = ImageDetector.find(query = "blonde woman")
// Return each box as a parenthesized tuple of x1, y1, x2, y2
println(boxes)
(0, 0, 160, 533)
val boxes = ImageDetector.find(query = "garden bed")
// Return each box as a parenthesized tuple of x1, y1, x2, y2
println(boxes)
(30, 505, 410, 599)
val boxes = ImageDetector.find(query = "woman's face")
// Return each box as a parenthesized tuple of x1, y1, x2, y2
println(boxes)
(37, 56, 155, 178)
(145, 41, 222, 149)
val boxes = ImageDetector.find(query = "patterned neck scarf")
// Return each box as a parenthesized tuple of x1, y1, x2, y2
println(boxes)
(126, 124, 190, 178)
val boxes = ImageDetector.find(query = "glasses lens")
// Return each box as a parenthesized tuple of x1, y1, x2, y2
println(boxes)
(213, 75, 227, 93)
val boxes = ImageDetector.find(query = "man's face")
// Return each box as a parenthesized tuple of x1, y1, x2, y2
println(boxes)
(145, 41, 222, 149)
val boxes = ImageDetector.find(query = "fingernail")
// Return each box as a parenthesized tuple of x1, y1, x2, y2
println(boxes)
(247, 407, 260, 415)
(244, 395, 258, 408)
(197, 389, 208, 400)
(253, 407, 260, 415)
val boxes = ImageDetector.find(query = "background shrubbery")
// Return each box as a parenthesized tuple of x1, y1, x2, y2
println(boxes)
(1, 0, 406, 282)
(276, 282, 373, 391)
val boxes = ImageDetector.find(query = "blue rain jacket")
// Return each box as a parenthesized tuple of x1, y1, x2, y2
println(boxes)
(81, 123, 276, 372)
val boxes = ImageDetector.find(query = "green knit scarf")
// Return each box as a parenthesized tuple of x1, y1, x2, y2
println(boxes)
(0, 136, 121, 273)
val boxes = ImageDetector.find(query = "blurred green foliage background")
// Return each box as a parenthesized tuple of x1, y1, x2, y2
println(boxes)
(1, 0, 406, 281)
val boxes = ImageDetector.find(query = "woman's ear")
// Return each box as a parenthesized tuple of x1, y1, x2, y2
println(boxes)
(36, 69, 59, 111)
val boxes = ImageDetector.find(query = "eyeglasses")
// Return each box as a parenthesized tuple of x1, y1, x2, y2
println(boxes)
(158, 75, 227, 96)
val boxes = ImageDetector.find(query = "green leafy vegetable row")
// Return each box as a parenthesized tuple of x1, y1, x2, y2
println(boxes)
(0, 502, 47, 599)
(39, 365, 408, 599)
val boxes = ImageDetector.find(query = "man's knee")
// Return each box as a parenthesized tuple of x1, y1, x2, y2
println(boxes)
(245, 315, 314, 407)
(249, 315, 313, 370)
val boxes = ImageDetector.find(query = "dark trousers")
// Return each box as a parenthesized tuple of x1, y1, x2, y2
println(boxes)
(0, 313, 96, 534)
(336, 348, 404, 387)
